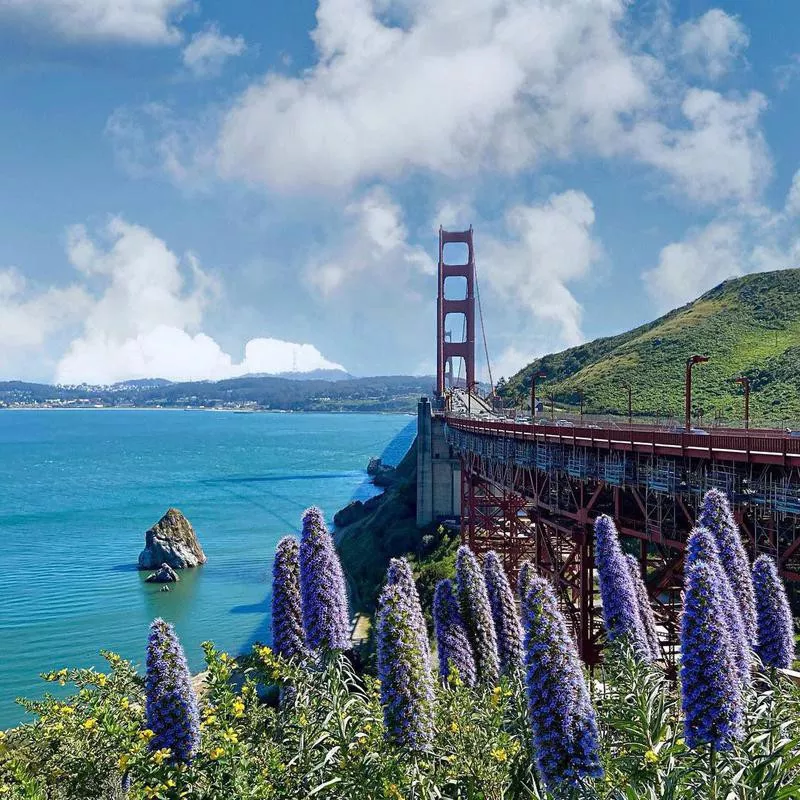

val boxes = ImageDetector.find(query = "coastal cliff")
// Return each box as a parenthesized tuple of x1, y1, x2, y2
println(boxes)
(335, 437, 458, 616)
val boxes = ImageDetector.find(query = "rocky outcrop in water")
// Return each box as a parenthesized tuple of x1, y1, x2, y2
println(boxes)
(138, 508, 207, 570)
(146, 564, 180, 583)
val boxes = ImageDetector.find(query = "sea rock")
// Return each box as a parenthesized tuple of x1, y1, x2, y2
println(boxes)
(146, 563, 180, 583)
(138, 508, 207, 570)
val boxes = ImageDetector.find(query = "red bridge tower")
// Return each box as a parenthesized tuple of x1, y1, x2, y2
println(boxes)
(437, 227, 476, 396)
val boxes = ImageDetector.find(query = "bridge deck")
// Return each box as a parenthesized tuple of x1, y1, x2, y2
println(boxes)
(445, 415, 800, 467)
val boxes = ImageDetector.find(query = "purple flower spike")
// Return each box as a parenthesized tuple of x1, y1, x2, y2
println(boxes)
(455, 546, 500, 688)
(594, 515, 651, 661)
(433, 579, 477, 688)
(145, 618, 200, 764)
(681, 553, 744, 750)
(753, 555, 795, 669)
(483, 551, 524, 676)
(299, 506, 350, 652)
(624, 554, 661, 661)
(698, 489, 757, 648)
(517, 560, 534, 601)
(687, 527, 752, 688)
(522, 576, 603, 791)
(272, 536, 307, 661)
(376, 583, 435, 750)
(386, 557, 431, 670)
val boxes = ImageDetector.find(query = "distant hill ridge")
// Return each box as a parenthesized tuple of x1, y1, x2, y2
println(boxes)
(499, 268, 800, 423)
(0, 374, 434, 413)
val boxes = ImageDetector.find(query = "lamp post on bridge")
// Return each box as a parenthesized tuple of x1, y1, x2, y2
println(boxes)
(548, 393, 555, 421)
(735, 376, 750, 430)
(530, 371, 545, 421)
(621, 382, 632, 426)
(685, 355, 709, 431)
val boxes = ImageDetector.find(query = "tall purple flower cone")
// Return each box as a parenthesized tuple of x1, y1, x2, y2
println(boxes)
(483, 551, 523, 676)
(272, 536, 307, 661)
(455, 546, 500, 688)
(522, 576, 603, 790)
(687, 527, 751, 688)
(376, 583, 435, 750)
(753, 555, 795, 669)
(145, 618, 200, 764)
(624, 554, 661, 661)
(299, 507, 350, 652)
(518, 560, 534, 601)
(698, 489, 757, 647)
(594, 515, 651, 661)
(433, 579, 477, 688)
(386, 557, 431, 670)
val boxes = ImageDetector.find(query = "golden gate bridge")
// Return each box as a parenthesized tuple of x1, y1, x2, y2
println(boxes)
(417, 227, 800, 666)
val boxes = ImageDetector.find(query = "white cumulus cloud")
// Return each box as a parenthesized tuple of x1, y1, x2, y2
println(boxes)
(0, 0, 190, 45)
(182, 24, 246, 77)
(1, 217, 343, 384)
(679, 9, 749, 80)
(481, 190, 601, 349)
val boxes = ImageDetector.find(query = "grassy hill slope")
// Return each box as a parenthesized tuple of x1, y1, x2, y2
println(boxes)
(499, 269, 800, 424)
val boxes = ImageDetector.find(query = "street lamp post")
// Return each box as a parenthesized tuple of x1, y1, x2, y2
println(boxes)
(685, 355, 710, 431)
(735, 376, 750, 430)
(530, 371, 546, 421)
(621, 382, 632, 426)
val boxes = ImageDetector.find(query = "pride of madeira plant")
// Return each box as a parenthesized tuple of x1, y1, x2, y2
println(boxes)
(1, 497, 798, 800)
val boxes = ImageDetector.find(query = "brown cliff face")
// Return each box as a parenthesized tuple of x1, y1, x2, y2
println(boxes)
(138, 508, 207, 570)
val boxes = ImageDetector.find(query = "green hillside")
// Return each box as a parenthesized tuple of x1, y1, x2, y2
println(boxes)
(498, 269, 800, 425)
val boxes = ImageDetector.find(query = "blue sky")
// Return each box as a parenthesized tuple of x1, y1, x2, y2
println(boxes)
(0, 0, 798, 384)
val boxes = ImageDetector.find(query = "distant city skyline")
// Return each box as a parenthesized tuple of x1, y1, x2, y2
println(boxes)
(1, 0, 799, 384)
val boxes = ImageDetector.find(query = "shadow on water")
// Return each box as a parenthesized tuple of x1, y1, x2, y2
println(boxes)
(202, 472, 360, 485)
(110, 563, 140, 573)
(235, 417, 418, 655)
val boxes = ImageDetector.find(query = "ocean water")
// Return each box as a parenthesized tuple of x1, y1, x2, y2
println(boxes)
(0, 410, 416, 728)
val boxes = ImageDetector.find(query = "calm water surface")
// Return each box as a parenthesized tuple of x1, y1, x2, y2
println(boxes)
(0, 410, 415, 728)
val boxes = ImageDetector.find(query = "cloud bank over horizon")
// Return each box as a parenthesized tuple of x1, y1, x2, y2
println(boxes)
(1, 218, 345, 385)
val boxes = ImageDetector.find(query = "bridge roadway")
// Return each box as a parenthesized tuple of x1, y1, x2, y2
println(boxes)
(445, 414, 800, 468)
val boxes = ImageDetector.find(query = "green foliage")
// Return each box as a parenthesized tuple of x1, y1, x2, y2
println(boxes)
(3, 636, 799, 799)
(499, 269, 800, 424)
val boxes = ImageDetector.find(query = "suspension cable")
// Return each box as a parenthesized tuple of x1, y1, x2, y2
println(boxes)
(474, 264, 494, 396)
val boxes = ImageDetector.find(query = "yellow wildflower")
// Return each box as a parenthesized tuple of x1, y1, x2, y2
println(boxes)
(232, 699, 245, 717)
(209, 747, 225, 761)
(95, 674, 108, 687)
(58, 705, 75, 716)
(139, 728, 155, 742)
(490, 686, 502, 706)
(222, 727, 239, 744)
(144, 786, 158, 799)
(152, 748, 171, 765)
(644, 749, 659, 764)
(449, 722, 459, 734)
(119, 697, 130, 710)
(491, 747, 508, 763)
(118, 754, 130, 771)
(83, 718, 99, 731)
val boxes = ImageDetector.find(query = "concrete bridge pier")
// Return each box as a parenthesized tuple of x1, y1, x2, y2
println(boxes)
(416, 397, 460, 526)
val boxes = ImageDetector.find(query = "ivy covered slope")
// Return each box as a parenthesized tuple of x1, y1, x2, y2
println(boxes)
(499, 269, 800, 421)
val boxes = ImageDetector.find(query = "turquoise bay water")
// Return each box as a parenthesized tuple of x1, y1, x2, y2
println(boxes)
(0, 410, 415, 728)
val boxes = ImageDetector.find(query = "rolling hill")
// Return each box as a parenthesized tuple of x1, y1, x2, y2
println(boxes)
(498, 269, 800, 425)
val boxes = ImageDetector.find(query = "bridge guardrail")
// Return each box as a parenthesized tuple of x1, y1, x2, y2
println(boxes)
(444, 415, 800, 466)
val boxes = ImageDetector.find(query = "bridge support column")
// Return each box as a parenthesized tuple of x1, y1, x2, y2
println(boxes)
(417, 398, 460, 526)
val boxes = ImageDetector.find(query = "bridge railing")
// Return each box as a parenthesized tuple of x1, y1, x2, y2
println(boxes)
(445, 415, 800, 465)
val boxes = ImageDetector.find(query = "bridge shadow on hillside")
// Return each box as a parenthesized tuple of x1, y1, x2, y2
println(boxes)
(236, 417, 418, 654)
